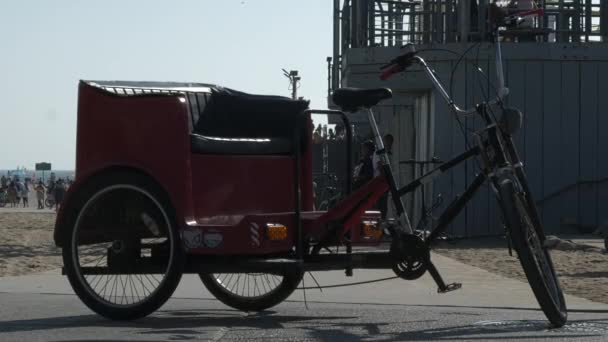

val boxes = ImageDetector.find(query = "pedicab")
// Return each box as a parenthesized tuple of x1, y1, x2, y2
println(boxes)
(55, 11, 566, 327)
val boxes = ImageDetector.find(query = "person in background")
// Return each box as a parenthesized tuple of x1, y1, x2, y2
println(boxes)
(21, 179, 29, 208)
(0, 175, 7, 188)
(328, 128, 336, 140)
(373, 134, 395, 220)
(14, 176, 23, 207)
(7, 181, 17, 208)
(47, 179, 56, 210)
(353, 140, 375, 189)
(335, 124, 346, 140)
(54, 178, 66, 212)
(313, 130, 323, 144)
(35, 180, 46, 209)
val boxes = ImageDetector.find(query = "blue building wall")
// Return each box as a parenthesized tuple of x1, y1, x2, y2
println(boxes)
(341, 43, 608, 236)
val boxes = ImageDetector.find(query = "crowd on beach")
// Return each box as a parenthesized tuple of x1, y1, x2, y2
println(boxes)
(312, 123, 348, 144)
(0, 174, 72, 211)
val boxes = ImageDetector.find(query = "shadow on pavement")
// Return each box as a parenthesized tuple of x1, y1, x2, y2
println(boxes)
(1, 308, 607, 341)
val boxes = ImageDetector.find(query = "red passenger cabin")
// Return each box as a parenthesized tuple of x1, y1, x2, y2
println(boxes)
(55, 80, 319, 255)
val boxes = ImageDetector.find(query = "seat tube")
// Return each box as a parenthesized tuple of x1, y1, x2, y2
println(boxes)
(367, 108, 413, 234)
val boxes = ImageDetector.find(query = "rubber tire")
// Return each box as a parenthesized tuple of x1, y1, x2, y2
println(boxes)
(45, 198, 54, 208)
(62, 172, 184, 320)
(199, 270, 303, 312)
(499, 179, 567, 327)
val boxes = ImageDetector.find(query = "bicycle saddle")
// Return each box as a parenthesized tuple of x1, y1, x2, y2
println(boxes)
(332, 87, 392, 112)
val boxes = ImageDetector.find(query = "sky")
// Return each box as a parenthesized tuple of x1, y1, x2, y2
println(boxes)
(0, 0, 333, 170)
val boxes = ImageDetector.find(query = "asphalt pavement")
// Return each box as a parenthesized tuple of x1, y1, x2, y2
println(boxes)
(1, 254, 608, 341)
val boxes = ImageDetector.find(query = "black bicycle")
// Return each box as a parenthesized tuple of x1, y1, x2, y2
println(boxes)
(374, 15, 567, 326)
(314, 173, 342, 211)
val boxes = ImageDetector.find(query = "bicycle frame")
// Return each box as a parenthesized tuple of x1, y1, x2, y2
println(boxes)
(302, 29, 515, 256)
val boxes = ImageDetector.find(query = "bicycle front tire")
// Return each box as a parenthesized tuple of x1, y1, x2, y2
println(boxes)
(498, 179, 567, 327)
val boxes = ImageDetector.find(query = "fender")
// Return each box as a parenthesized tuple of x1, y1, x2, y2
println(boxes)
(53, 165, 179, 248)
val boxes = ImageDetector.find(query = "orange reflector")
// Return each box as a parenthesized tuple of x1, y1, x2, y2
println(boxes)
(266, 223, 288, 240)
(362, 221, 383, 240)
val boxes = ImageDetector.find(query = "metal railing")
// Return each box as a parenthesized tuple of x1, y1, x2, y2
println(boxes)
(339, 0, 607, 48)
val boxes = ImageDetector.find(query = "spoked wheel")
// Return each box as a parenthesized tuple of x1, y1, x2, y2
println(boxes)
(62, 173, 184, 320)
(498, 179, 567, 327)
(199, 270, 303, 311)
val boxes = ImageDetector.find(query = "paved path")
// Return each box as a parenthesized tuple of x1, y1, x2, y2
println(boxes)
(1, 254, 608, 341)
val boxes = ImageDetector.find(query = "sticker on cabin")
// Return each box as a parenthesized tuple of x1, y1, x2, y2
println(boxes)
(203, 231, 223, 248)
(182, 228, 203, 249)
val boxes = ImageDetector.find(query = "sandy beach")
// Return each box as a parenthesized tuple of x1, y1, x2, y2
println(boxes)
(1, 211, 607, 305)
(435, 237, 608, 304)
(0, 212, 62, 277)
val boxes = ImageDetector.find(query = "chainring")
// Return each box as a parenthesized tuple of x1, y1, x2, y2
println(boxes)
(389, 234, 430, 280)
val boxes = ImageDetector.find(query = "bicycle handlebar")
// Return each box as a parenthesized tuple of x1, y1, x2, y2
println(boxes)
(502, 8, 544, 27)
(380, 40, 508, 117)
(380, 64, 404, 81)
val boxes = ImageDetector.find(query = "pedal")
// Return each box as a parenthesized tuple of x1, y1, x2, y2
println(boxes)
(438, 282, 462, 293)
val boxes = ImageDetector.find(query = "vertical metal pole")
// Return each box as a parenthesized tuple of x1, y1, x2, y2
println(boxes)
(446, 0, 453, 42)
(558, 0, 565, 42)
(542, 0, 548, 42)
(294, 115, 303, 260)
(360, 0, 369, 46)
(409, 3, 416, 43)
(602, 0, 608, 41)
(423, 0, 430, 44)
(389, 2, 394, 46)
(573, 0, 581, 42)
(396, 5, 403, 46)
(367, 108, 413, 234)
(327, 57, 332, 98)
(368, 0, 375, 45)
(459, 0, 470, 42)
(332, 0, 341, 91)
(585, 0, 591, 42)
(352, 0, 360, 47)
(380, 2, 386, 46)
(434, 0, 443, 43)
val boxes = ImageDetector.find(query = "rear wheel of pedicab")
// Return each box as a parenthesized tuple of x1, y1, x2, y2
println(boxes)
(199, 269, 303, 311)
(498, 178, 567, 327)
(62, 172, 184, 320)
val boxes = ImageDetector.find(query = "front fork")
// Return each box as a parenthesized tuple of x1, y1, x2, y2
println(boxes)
(484, 125, 545, 258)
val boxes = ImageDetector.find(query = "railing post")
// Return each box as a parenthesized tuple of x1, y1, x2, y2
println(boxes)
(459, 0, 470, 42)
(332, 0, 341, 92)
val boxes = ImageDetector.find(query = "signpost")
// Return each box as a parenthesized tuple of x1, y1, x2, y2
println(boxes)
(35, 162, 51, 182)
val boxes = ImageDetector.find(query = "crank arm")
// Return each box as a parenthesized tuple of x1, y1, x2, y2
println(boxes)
(426, 261, 462, 293)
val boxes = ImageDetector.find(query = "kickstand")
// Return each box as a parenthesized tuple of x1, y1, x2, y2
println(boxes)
(426, 261, 462, 293)
(307, 272, 323, 292)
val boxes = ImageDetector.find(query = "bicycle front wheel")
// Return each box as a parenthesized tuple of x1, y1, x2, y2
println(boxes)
(498, 178, 567, 327)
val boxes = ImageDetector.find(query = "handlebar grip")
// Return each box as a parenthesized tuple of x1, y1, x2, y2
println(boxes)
(380, 64, 403, 80)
